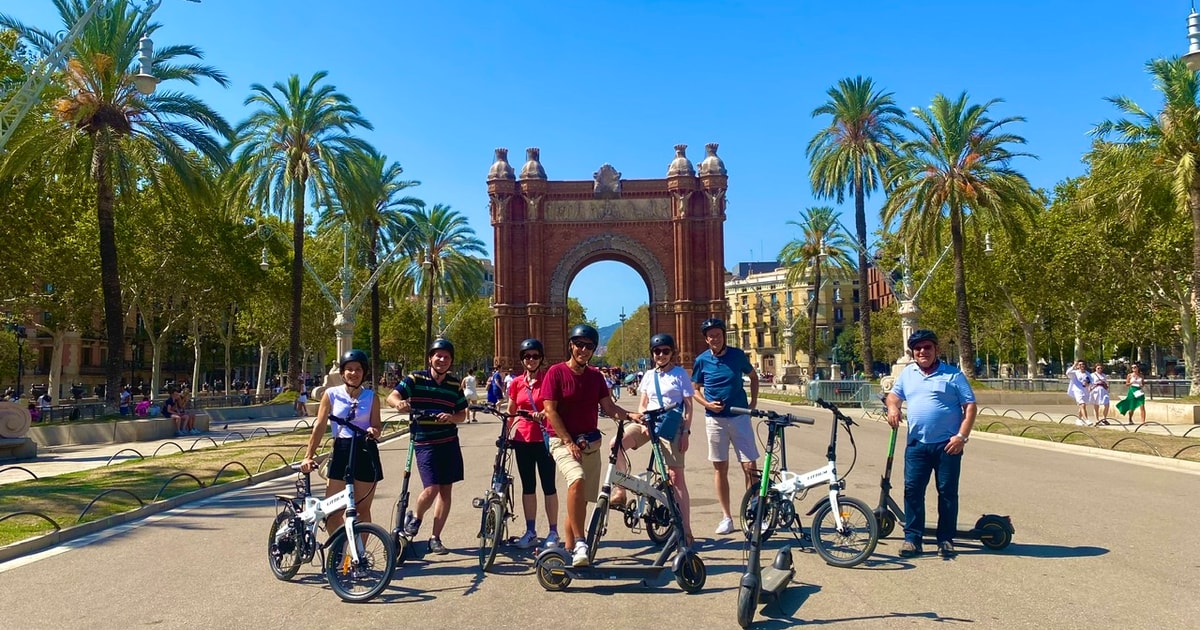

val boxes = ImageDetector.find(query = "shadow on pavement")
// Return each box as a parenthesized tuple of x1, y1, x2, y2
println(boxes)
(997, 542, 1108, 559)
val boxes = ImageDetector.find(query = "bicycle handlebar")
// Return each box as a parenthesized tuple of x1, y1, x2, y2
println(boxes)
(469, 403, 540, 422)
(729, 406, 816, 425)
(814, 398, 858, 429)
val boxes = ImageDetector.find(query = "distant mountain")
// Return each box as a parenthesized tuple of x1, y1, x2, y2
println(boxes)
(597, 322, 620, 346)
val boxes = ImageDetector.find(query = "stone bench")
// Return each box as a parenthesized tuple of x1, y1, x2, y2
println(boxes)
(0, 437, 37, 462)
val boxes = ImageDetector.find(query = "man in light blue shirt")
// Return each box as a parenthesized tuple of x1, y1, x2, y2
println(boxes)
(886, 329, 977, 559)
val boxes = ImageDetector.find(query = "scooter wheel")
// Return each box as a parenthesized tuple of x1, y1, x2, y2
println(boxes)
(535, 553, 572, 591)
(977, 515, 1013, 550)
(674, 554, 706, 593)
(393, 534, 410, 571)
(737, 582, 760, 628)
(875, 509, 896, 539)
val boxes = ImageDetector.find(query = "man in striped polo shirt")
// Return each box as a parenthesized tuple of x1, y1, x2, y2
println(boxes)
(387, 338, 468, 555)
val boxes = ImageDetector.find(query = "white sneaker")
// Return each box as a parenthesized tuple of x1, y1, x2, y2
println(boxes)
(516, 530, 538, 549)
(571, 543, 590, 567)
(1074, 417, 1086, 426)
(715, 516, 735, 535)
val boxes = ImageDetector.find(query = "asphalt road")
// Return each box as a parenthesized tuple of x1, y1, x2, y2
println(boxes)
(2, 400, 1197, 629)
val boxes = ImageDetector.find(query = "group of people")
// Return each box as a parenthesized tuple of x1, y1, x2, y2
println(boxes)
(295, 315, 768, 568)
(1066, 360, 1147, 425)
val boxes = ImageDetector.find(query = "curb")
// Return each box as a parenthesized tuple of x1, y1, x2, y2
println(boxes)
(968, 429, 1200, 476)
(0, 427, 410, 565)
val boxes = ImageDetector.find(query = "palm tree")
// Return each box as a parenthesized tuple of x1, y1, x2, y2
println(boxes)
(228, 71, 373, 389)
(882, 92, 1041, 377)
(385, 204, 487, 351)
(0, 0, 232, 404)
(1092, 57, 1200, 394)
(778, 207, 856, 379)
(807, 76, 904, 375)
(320, 148, 424, 381)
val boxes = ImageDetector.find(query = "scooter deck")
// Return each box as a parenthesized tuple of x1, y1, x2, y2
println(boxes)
(563, 562, 674, 584)
(759, 566, 794, 602)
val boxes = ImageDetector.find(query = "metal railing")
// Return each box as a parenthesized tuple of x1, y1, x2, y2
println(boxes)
(805, 380, 882, 407)
(975, 378, 1191, 399)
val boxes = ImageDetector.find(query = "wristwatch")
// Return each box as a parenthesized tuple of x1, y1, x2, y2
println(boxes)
(955, 432, 969, 443)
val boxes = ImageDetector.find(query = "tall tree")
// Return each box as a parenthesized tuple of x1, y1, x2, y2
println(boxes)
(320, 148, 423, 381)
(778, 207, 856, 379)
(807, 76, 904, 375)
(385, 204, 487, 351)
(1092, 57, 1200, 393)
(228, 71, 373, 389)
(0, 0, 232, 403)
(882, 92, 1041, 377)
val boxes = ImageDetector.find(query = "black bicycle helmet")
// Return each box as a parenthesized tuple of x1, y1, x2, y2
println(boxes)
(907, 329, 939, 349)
(519, 338, 544, 354)
(649, 333, 675, 350)
(700, 318, 725, 334)
(339, 349, 369, 372)
(428, 337, 455, 359)
(568, 324, 600, 345)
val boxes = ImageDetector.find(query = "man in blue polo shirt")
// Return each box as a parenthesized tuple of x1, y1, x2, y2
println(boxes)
(886, 329, 977, 559)
(692, 317, 759, 536)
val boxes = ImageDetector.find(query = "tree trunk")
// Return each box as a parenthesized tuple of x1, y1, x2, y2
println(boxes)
(93, 131, 124, 407)
(1179, 300, 1196, 388)
(257, 343, 270, 397)
(47, 329, 63, 405)
(949, 208, 975, 378)
(854, 175, 873, 373)
(808, 265, 823, 379)
(369, 224, 382, 385)
(1189, 183, 1200, 395)
(287, 182, 305, 390)
(1022, 322, 1037, 381)
(190, 317, 201, 391)
(425, 267, 436, 351)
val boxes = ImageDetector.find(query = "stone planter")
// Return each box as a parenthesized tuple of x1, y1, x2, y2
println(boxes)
(1142, 401, 1200, 425)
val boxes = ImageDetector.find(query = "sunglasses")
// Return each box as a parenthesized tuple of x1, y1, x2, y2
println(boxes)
(521, 353, 542, 361)
(652, 347, 673, 356)
(911, 343, 935, 352)
(571, 340, 597, 351)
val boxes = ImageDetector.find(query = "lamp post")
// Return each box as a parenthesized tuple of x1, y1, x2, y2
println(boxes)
(7, 323, 25, 397)
(618, 308, 626, 369)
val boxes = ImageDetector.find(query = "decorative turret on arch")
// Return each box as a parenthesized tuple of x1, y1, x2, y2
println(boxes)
(487, 144, 729, 371)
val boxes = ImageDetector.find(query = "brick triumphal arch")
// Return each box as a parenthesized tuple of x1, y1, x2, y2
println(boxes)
(487, 144, 729, 370)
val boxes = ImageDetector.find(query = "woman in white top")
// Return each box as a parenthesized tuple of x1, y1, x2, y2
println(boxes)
(1090, 364, 1111, 422)
(1065, 359, 1092, 425)
(299, 349, 383, 533)
(608, 333, 695, 546)
(461, 371, 479, 422)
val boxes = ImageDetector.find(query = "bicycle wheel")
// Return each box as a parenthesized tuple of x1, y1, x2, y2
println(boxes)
(267, 508, 302, 581)
(738, 486, 780, 542)
(478, 498, 505, 572)
(810, 495, 878, 568)
(645, 481, 677, 545)
(324, 523, 396, 603)
(585, 496, 609, 565)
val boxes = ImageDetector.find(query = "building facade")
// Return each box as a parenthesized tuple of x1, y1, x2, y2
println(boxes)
(724, 264, 861, 381)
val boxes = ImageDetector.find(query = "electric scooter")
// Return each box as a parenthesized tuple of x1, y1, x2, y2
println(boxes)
(532, 407, 706, 593)
(391, 411, 441, 567)
(874, 424, 1014, 550)
(732, 406, 815, 629)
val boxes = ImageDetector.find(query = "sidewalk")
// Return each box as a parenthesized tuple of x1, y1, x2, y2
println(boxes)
(0, 409, 410, 486)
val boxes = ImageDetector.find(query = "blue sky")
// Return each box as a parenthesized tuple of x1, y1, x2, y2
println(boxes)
(2, 1, 1188, 328)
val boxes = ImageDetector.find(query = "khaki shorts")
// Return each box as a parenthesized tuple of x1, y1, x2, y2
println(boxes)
(706, 413, 760, 463)
(548, 436, 602, 502)
(624, 424, 686, 468)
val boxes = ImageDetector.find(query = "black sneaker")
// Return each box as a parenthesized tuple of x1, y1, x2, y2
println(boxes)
(898, 541, 922, 558)
(939, 541, 957, 558)
(428, 537, 449, 555)
(403, 511, 420, 537)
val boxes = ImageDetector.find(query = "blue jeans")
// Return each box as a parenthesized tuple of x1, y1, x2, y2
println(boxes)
(902, 439, 962, 545)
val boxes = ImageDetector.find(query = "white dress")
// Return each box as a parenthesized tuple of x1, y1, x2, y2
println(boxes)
(1090, 372, 1110, 405)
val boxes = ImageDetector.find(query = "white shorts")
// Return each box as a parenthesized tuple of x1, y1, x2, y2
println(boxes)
(1068, 389, 1087, 405)
(705, 413, 759, 463)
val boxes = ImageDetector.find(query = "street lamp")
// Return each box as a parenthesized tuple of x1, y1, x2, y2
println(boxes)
(618, 308, 627, 369)
(1185, 9, 1200, 71)
(7, 323, 25, 397)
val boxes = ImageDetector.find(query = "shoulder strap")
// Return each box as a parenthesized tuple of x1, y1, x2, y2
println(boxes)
(654, 370, 666, 409)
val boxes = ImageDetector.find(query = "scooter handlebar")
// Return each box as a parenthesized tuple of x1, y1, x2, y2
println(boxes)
(729, 407, 816, 425)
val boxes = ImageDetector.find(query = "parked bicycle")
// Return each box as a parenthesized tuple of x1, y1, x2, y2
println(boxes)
(267, 421, 396, 602)
(735, 399, 878, 568)
(470, 403, 544, 572)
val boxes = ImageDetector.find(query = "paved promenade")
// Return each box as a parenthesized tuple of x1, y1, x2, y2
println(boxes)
(1, 400, 1197, 629)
